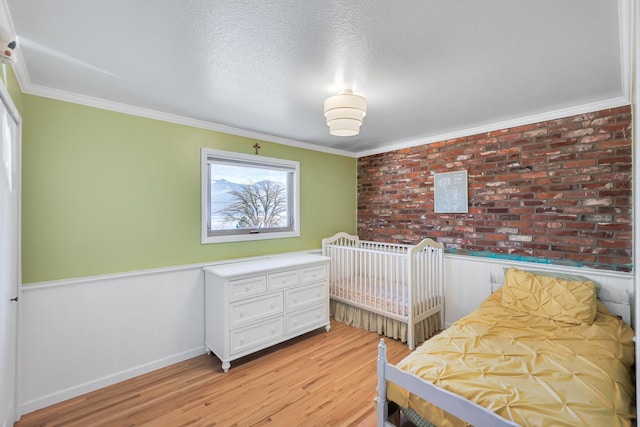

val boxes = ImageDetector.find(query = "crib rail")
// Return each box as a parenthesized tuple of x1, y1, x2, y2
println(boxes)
(322, 233, 444, 349)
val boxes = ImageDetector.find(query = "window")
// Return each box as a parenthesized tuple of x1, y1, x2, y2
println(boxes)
(201, 148, 300, 244)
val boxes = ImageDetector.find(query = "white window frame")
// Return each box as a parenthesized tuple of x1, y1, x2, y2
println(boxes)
(201, 148, 300, 244)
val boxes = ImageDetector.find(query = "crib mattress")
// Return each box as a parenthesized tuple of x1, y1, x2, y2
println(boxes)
(330, 276, 408, 316)
(386, 289, 636, 427)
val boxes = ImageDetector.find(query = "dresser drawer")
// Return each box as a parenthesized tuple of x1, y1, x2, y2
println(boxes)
(230, 293, 283, 328)
(285, 303, 328, 336)
(269, 269, 299, 290)
(285, 282, 327, 311)
(230, 317, 284, 354)
(300, 264, 327, 283)
(229, 276, 267, 302)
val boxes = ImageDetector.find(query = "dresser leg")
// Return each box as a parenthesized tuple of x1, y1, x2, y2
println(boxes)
(325, 323, 331, 332)
(222, 361, 231, 373)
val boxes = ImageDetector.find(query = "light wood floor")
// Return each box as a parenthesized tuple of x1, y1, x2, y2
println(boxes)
(15, 318, 412, 427)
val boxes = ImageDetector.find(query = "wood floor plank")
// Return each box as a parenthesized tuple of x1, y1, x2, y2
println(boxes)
(15, 318, 412, 427)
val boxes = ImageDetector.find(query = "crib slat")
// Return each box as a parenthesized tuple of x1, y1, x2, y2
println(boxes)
(395, 252, 399, 316)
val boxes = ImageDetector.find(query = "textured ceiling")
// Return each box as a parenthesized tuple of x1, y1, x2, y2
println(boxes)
(2, 0, 631, 156)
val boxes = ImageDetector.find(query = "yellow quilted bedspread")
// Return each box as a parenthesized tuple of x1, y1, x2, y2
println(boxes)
(387, 290, 636, 427)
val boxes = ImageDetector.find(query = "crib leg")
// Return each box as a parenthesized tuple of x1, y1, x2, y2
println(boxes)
(377, 339, 389, 426)
(408, 324, 415, 350)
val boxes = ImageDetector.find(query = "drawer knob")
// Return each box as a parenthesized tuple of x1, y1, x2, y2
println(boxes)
(271, 328, 275, 334)
(245, 286, 250, 292)
(239, 310, 244, 317)
(293, 297, 297, 303)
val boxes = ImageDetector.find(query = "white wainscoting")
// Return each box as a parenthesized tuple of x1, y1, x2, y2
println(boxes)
(18, 265, 208, 415)
(16, 251, 319, 416)
(443, 254, 635, 328)
(17, 251, 634, 416)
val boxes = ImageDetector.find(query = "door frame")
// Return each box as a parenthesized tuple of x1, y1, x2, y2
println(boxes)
(0, 66, 22, 424)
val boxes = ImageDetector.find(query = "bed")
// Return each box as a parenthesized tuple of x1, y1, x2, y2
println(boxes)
(322, 232, 444, 349)
(376, 266, 636, 427)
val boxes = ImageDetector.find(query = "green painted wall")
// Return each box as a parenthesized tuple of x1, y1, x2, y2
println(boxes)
(1, 64, 22, 114)
(21, 95, 357, 283)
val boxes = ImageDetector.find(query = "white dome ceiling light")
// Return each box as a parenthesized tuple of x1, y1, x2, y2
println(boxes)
(323, 90, 367, 137)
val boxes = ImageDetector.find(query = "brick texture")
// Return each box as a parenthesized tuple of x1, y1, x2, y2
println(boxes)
(357, 106, 633, 272)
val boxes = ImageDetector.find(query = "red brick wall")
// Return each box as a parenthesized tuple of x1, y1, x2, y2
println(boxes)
(357, 106, 633, 272)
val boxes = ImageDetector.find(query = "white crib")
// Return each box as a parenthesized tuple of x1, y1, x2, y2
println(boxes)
(321, 232, 444, 350)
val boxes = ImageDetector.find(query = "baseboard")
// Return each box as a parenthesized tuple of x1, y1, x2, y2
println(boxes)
(19, 346, 205, 415)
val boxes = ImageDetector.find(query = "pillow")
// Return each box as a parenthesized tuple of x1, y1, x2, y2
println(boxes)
(501, 267, 598, 325)
(502, 266, 601, 297)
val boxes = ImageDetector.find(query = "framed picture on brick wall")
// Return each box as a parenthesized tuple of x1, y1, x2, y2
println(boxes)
(434, 170, 468, 213)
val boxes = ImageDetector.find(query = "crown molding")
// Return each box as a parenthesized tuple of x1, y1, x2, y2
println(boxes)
(359, 0, 634, 158)
(355, 96, 631, 158)
(2, 0, 632, 161)
(19, 82, 358, 158)
(18, 79, 632, 161)
(0, 0, 356, 157)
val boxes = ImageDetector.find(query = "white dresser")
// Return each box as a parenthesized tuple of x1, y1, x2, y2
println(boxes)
(203, 254, 330, 372)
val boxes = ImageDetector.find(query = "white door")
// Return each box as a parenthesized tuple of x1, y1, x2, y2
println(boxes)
(0, 83, 20, 427)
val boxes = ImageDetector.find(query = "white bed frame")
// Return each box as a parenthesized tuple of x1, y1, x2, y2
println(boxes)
(376, 275, 633, 427)
(322, 232, 444, 350)
(376, 339, 520, 427)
